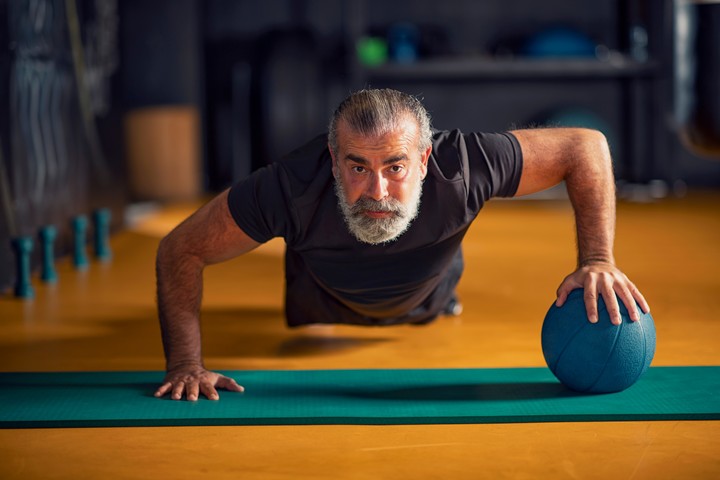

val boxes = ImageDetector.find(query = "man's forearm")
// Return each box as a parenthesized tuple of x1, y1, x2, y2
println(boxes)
(564, 131, 616, 267)
(513, 127, 647, 322)
(156, 237, 206, 370)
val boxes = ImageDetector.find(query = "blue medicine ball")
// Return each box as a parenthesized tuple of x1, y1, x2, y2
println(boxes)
(541, 288, 656, 393)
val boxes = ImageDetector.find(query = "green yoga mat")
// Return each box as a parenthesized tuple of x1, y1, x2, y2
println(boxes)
(1, 367, 718, 428)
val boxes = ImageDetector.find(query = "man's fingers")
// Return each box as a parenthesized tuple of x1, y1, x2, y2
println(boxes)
(583, 278, 599, 323)
(630, 282, 650, 314)
(558, 265, 651, 327)
(199, 381, 220, 401)
(156, 371, 245, 402)
(555, 288, 569, 307)
(615, 284, 640, 322)
(156, 381, 190, 400)
(556, 275, 582, 307)
(186, 381, 200, 402)
(600, 280, 622, 325)
(216, 375, 245, 393)
(171, 381, 185, 400)
(154, 382, 172, 398)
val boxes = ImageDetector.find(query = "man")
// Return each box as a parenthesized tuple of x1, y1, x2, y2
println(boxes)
(154, 88, 649, 401)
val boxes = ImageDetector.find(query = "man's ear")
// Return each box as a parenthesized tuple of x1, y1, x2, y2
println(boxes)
(419, 145, 432, 179)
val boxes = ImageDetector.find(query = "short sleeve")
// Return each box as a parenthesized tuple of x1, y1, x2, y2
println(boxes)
(465, 131, 523, 202)
(227, 164, 293, 243)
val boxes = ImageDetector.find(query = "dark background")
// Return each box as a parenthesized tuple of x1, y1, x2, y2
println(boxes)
(1, 0, 719, 292)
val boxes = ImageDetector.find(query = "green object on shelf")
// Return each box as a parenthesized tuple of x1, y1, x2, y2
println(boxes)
(0, 367, 718, 428)
(357, 36, 388, 67)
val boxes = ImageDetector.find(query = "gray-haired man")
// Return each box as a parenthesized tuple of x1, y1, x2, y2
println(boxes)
(154, 88, 650, 401)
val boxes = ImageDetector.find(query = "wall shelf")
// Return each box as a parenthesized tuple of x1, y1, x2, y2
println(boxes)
(362, 57, 658, 82)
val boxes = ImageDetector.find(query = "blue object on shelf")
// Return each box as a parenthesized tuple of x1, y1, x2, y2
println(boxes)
(388, 23, 420, 64)
(522, 26, 597, 58)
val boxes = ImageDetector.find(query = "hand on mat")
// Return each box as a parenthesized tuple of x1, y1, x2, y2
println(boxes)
(555, 263, 650, 326)
(154, 365, 244, 401)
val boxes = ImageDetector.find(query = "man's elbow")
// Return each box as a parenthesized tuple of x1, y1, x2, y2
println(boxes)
(156, 233, 178, 271)
(156, 233, 173, 261)
(568, 128, 613, 176)
(156, 229, 202, 269)
(578, 128, 611, 159)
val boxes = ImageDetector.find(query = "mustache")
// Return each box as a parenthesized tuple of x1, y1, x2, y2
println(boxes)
(350, 196, 407, 217)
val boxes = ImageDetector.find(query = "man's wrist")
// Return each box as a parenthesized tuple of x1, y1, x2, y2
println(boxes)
(578, 256, 615, 268)
(166, 359, 204, 371)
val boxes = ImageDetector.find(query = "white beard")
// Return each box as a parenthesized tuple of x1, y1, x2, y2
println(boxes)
(334, 174, 423, 245)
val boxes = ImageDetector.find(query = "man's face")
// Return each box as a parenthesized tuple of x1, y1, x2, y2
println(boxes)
(330, 117, 431, 244)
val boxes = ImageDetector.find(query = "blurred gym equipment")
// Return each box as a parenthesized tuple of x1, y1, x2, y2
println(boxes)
(675, 0, 720, 157)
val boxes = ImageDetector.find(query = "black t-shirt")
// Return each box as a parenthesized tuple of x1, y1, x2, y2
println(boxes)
(228, 129, 523, 326)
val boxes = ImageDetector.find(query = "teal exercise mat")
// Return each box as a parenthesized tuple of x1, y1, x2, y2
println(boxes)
(1, 367, 718, 428)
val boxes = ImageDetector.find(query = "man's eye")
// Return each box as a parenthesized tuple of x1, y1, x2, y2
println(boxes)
(352, 166, 366, 174)
(389, 165, 403, 173)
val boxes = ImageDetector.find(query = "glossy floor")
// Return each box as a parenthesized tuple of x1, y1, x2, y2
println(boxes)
(1, 192, 719, 479)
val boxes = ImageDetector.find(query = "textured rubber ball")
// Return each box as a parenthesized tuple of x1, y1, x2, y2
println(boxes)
(541, 289, 656, 393)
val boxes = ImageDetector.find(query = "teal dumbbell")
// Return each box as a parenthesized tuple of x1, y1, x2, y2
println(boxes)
(12, 236, 35, 299)
(39, 225, 58, 283)
(71, 215, 89, 270)
(92, 208, 112, 261)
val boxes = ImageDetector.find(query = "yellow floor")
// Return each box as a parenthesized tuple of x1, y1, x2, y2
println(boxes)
(1, 192, 719, 479)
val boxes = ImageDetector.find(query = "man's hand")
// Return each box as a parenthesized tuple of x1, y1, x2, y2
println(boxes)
(555, 263, 650, 326)
(155, 190, 260, 402)
(154, 365, 245, 401)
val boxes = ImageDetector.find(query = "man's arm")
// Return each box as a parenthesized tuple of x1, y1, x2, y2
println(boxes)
(154, 189, 261, 401)
(510, 128, 650, 325)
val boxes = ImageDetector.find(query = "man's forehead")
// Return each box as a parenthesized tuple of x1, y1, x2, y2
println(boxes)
(336, 119, 420, 155)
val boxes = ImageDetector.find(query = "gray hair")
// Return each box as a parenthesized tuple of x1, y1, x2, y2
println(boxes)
(328, 89, 433, 155)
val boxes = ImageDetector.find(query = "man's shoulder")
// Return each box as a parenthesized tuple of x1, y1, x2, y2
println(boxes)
(273, 133, 331, 179)
(428, 128, 521, 184)
(268, 133, 334, 204)
(431, 128, 516, 148)
(430, 129, 520, 164)
(431, 128, 461, 145)
(234, 133, 332, 208)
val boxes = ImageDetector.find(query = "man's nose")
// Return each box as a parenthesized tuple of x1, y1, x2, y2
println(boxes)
(366, 172, 389, 201)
